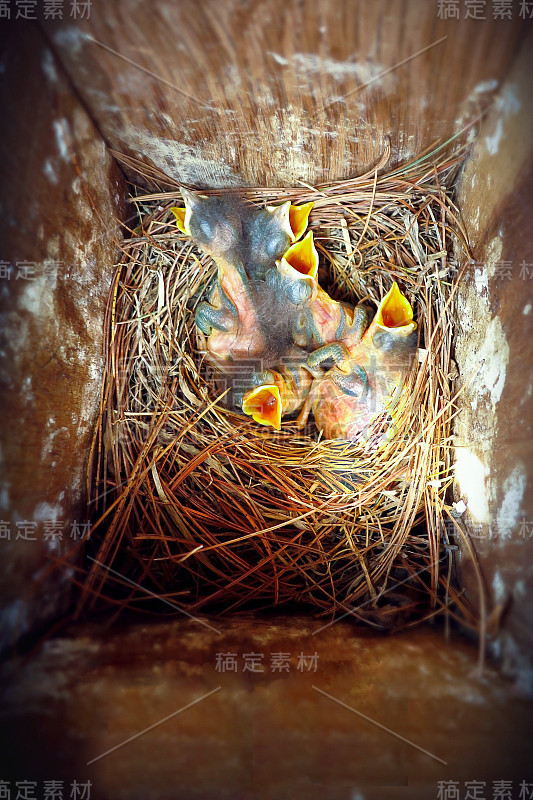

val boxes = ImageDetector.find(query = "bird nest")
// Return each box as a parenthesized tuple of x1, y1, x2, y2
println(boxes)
(79, 145, 479, 632)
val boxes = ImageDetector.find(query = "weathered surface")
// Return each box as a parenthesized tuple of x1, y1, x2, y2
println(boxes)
(43, 1, 525, 188)
(454, 33, 533, 683)
(1, 616, 531, 799)
(0, 0, 531, 700)
(0, 26, 126, 650)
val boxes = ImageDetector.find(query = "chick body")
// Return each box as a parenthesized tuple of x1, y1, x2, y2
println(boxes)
(172, 190, 316, 416)
(301, 282, 417, 441)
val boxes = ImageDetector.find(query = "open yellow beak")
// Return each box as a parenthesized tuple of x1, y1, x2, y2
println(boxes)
(170, 206, 189, 235)
(266, 201, 313, 243)
(242, 385, 282, 430)
(172, 186, 207, 235)
(288, 202, 314, 242)
(280, 231, 319, 279)
(375, 281, 416, 332)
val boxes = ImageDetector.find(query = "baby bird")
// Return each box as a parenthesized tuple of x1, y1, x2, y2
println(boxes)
(171, 189, 313, 367)
(241, 230, 369, 429)
(270, 231, 369, 350)
(241, 352, 315, 430)
(171, 189, 315, 415)
(297, 282, 418, 441)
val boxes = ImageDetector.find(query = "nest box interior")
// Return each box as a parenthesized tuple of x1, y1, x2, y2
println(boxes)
(1, 4, 532, 798)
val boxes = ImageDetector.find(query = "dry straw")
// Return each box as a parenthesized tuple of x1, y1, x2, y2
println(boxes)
(78, 142, 480, 634)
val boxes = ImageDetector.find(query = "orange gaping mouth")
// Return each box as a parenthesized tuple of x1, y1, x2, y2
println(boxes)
(376, 281, 415, 329)
(281, 231, 318, 279)
(288, 202, 314, 242)
(242, 385, 282, 430)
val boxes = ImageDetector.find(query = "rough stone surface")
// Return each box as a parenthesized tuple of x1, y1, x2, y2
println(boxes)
(0, 26, 126, 651)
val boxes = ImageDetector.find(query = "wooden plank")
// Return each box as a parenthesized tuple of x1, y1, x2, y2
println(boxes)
(0, 23, 126, 649)
(43, 0, 526, 188)
(454, 32, 533, 679)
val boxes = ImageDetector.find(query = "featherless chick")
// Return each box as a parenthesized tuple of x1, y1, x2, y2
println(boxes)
(171, 189, 314, 418)
(297, 282, 418, 441)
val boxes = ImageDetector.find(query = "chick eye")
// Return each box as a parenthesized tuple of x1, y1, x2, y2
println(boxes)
(372, 330, 395, 351)
(198, 217, 215, 239)
(265, 232, 287, 257)
(207, 221, 238, 252)
(342, 366, 368, 398)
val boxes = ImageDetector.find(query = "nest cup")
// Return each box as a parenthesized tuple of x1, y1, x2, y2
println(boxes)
(81, 146, 479, 633)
